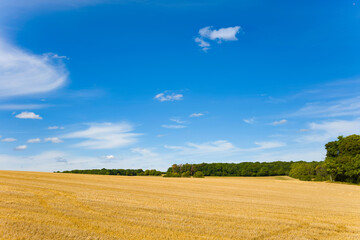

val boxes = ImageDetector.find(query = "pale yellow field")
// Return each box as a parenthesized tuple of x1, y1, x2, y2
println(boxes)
(0, 171, 359, 240)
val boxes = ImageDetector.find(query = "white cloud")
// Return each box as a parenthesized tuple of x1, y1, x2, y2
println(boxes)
(15, 111, 42, 119)
(154, 92, 183, 102)
(169, 118, 186, 124)
(48, 126, 64, 130)
(195, 26, 241, 51)
(194, 37, 210, 51)
(272, 119, 287, 125)
(27, 138, 41, 143)
(131, 148, 157, 157)
(253, 141, 285, 150)
(43, 52, 69, 60)
(62, 122, 141, 149)
(199, 26, 241, 41)
(44, 137, 63, 143)
(243, 118, 255, 124)
(104, 155, 115, 160)
(2, 138, 16, 142)
(297, 119, 360, 143)
(14, 145, 27, 151)
(189, 113, 204, 118)
(161, 124, 187, 129)
(0, 38, 67, 98)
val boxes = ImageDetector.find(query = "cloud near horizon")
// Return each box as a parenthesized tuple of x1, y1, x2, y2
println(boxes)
(165, 139, 285, 156)
(297, 119, 360, 143)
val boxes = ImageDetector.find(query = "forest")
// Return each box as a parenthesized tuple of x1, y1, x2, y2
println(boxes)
(58, 168, 162, 176)
(59, 135, 360, 183)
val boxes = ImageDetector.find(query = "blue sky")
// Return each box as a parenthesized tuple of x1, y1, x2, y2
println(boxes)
(1, 0, 360, 171)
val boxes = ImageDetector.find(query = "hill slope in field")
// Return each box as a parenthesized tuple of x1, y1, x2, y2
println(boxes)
(0, 171, 359, 239)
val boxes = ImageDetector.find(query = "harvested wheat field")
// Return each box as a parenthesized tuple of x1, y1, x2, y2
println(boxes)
(0, 171, 359, 240)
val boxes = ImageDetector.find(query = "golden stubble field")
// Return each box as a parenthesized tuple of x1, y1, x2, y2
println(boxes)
(0, 171, 359, 240)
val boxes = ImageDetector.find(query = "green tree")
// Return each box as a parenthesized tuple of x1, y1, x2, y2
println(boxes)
(181, 171, 191, 178)
(193, 171, 204, 178)
(325, 135, 360, 183)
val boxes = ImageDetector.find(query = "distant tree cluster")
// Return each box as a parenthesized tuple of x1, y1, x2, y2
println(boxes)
(164, 162, 293, 178)
(58, 168, 162, 176)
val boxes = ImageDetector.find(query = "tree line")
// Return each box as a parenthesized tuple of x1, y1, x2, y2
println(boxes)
(165, 161, 293, 178)
(58, 168, 162, 176)
(58, 135, 360, 183)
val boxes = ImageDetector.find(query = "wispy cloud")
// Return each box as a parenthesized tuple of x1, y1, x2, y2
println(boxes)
(169, 118, 186, 124)
(252, 141, 285, 150)
(189, 113, 204, 118)
(14, 145, 27, 151)
(44, 137, 63, 143)
(293, 96, 360, 118)
(0, 150, 101, 172)
(104, 155, 115, 160)
(62, 122, 141, 149)
(165, 140, 238, 155)
(0, 104, 50, 110)
(195, 26, 241, 51)
(48, 126, 64, 130)
(2, 138, 16, 142)
(161, 125, 187, 129)
(27, 138, 41, 143)
(0, 38, 67, 98)
(165, 140, 285, 156)
(299, 129, 310, 132)
(272, 119, 287, 125)
(194, 37, 210, 51)
(43, 52, 69, 60)
(15, 111, 42, 119)
(154, 91, 183, 102)
(131, 148, 157, 157)
(297, 119, 360, 143)
(243, 118, 255, 124)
